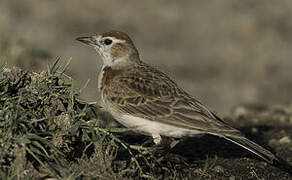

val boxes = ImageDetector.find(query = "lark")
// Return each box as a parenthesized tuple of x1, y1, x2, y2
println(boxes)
(76, 31, 277, 164)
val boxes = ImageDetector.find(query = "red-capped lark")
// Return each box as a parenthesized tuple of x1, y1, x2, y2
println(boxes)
(76, 31, 277, 164)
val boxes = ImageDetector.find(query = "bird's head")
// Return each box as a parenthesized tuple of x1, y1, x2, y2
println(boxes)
(76, 31, 139, 67)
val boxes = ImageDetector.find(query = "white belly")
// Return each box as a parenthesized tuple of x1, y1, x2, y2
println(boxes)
(101, 96, 203, 138)
(118, 114, 203, 138)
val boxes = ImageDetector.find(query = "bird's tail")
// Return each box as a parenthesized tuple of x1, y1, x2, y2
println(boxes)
(223, 135, 277, 164)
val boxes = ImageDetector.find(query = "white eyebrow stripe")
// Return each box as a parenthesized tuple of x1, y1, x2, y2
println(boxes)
(113, 38, 126, 43)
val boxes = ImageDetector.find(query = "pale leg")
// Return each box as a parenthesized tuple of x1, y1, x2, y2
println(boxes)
(152, 134, 162, 144)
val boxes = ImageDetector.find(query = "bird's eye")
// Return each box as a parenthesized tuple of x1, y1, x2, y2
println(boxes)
(104, 39, 112, 45)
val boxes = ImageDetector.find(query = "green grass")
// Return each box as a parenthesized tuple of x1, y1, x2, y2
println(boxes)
(0, 60, 192, 179)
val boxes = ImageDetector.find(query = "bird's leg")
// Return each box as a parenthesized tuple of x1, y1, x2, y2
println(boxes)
(152, 134, 162, 145)
(152, 134, 180, 149)
(152, 135, 173, 151)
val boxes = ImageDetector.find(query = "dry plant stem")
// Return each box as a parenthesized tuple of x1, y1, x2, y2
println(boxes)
(93, 126, 144, 175)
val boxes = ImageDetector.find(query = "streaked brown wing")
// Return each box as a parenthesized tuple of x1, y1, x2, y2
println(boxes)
(105, 62, 240, 136)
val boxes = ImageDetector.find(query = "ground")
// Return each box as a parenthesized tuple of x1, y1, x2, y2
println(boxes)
(0, 65, 291, 179)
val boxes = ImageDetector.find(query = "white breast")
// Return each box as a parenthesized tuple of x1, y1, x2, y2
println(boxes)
(97, 66, 105, 91)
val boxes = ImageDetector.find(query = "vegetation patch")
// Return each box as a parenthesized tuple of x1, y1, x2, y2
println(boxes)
(0, 61, 291, 179)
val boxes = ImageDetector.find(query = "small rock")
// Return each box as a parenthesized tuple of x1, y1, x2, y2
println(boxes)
(251, 127, 258, 133)
(213, 165, 224, 173)
(268, 138, 278, 146)
(232, 106, 247, 117)
(229, 176, 235, 180)
(279, 136, 291, 144)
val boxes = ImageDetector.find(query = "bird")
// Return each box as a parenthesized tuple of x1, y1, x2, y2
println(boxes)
(76, 30, 277, 164)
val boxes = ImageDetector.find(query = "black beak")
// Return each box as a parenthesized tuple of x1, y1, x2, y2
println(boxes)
(76, 36, 96, 46)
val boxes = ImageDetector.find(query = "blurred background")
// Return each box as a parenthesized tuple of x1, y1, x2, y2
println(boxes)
(0, 0, 291, 115)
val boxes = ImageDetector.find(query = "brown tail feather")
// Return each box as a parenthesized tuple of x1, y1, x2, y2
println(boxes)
(223, 135, 277, 164)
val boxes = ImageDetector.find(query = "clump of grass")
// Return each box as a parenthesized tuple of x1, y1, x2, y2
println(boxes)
(0, 60, 199, 179)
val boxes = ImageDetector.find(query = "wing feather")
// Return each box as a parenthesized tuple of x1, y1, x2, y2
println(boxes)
(104, 62, 240, 135)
